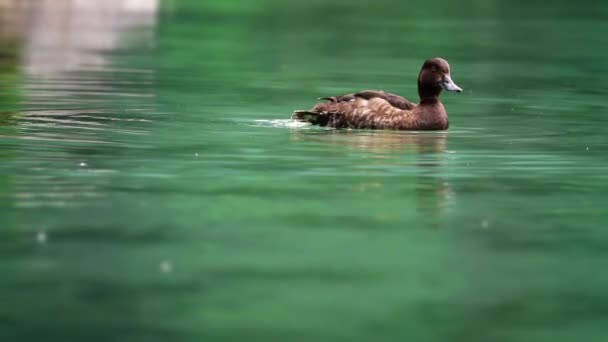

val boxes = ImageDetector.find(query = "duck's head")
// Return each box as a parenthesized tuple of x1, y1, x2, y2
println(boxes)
(418, 57, 462, 100)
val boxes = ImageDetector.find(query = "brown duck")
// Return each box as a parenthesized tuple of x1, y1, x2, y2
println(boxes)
(292, 57, 462, 130)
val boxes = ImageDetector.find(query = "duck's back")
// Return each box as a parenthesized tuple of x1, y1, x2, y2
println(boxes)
(321, 90, 416, 110)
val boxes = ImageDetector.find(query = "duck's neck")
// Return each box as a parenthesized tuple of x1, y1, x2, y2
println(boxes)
(419, 96, 440, 105)
(417, 80, 442, 104)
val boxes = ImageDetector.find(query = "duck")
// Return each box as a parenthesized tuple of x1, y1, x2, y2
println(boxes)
(292, 57, 462, 130)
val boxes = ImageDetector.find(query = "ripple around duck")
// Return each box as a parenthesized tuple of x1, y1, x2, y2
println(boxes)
(253, 119, 311, 129)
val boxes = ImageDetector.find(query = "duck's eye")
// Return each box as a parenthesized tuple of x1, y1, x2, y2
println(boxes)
(431, 66, 438, 72)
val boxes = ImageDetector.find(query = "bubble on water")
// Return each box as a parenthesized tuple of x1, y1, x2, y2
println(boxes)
(586, 147, 590, 151)
(79, 162, 87, 167)
(36, 231, 47, 244)
(160, 260, 173, 273)
(194, 153, 199, 157)
(481, 220, 489, 229)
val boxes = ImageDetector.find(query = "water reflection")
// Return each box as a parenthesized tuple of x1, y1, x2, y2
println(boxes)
(21, 0, 158, 114)
(0, 0, 159, 209)
(291, 129, 447, 154)
(23, 0, 158, 76)
(291, 129, 453, 222)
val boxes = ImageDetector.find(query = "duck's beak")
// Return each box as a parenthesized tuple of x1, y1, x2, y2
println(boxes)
(442, 74, 462, 92)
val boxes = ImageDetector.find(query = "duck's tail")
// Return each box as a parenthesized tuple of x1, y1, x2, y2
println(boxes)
(292, 110, 320, 124)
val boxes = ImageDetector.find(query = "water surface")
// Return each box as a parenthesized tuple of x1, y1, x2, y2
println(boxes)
(2, 1, 608, 341)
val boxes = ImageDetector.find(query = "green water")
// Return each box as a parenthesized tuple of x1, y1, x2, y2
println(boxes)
(2, 0, 608, 341)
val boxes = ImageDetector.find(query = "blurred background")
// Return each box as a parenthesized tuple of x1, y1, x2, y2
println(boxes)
(1, 0, 608, 341)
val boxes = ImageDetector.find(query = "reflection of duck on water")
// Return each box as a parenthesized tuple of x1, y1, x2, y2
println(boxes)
(290, 129, 453, 221)
(290, 129, 448, 154)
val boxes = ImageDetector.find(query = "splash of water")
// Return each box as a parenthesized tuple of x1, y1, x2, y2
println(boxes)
(254, 119, 311, 129)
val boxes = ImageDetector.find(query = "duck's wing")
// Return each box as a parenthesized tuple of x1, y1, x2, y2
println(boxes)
(293, 97, 419, 129)
(320, 90, 416, 110)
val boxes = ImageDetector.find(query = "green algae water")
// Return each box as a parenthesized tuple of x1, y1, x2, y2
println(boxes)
(2, 1, 608, 341)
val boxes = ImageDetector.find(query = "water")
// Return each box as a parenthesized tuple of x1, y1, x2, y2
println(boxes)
(2, 0, 608, 341)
